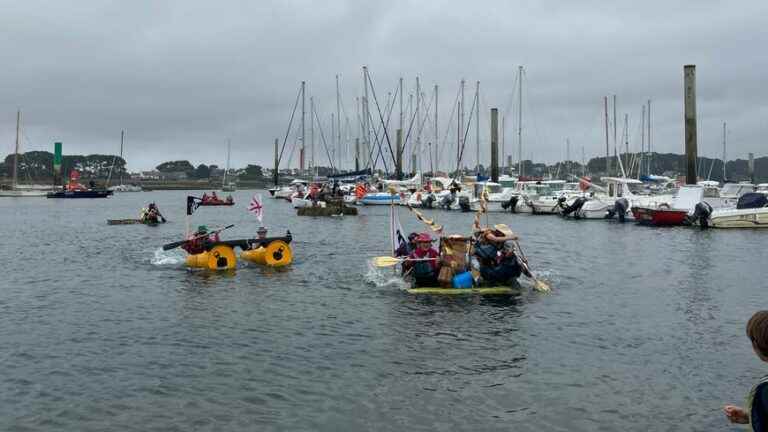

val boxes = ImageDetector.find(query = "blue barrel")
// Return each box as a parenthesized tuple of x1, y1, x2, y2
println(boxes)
(452, 271, 473, 289)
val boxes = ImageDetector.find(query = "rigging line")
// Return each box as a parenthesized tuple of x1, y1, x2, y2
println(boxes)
(501, 71, 520, 119)
(438, 86, 462, 171)
(285, 125, 300, 168)
(312, 102, 337, 172)
(366, 103, 391, 175)
(413, 90, 436, 152)
(521, 68, 547, 168)
(277, 84, 303, 168)
(456, 88, 478, 173)
(365, 68, 397, 167)
(366, 83, 400, 171)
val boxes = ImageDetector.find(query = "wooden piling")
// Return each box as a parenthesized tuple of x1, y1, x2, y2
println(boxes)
(490, 108, 499, 182)
(684, 65, 698, 185)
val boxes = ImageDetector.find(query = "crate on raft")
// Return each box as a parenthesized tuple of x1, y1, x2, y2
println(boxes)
(297, 199, 358, 216)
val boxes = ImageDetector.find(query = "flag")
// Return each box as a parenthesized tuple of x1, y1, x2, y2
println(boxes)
(248, 194, 263, 222)
(186, 195, 201, 215)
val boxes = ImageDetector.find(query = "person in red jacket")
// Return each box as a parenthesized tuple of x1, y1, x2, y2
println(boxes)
(404, 233, 440, 286)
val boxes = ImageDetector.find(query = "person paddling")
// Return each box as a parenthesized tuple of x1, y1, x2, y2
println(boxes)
(182, 225, 219, 254)
(473, 224, 523, 286)
(723, 311, 768, 430)
(404, 233, 440, 287)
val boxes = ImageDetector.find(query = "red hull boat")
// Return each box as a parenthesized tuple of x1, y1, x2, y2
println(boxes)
(631, 206, 688, 226)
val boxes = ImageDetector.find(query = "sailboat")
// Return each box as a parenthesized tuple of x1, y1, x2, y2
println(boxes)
(108, 130, 142, 192)
(0, 110, 48, 197)
(222, 139, 236, 192)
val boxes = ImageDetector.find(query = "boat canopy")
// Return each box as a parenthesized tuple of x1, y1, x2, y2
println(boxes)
(672, 185, 704, 210)
(737, 193, 768, 209)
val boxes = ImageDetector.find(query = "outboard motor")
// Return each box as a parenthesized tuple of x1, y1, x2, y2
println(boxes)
(560, 197, 588, 219)
(422, 193, 436, 209)
(458, 196, 471, 212)
(687, 201, 713, 230)
(606, 198, 629, 222)
(501, 196, 519, 213)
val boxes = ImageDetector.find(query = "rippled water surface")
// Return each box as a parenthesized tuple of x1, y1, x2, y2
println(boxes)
(2, 190, 767, 431)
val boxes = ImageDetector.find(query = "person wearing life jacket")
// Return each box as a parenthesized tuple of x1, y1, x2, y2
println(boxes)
(256, 226, 268, 240)
(473, 224, 522, 286)
(404, 233, 440, 286)
(182, 225, 220, 254)
(723, 311, 768, 430)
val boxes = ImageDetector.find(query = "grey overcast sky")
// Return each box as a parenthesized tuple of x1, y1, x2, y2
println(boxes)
(1, 0, 766, 172)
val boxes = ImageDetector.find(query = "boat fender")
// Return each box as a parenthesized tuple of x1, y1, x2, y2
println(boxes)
(452, 271, 474, 289)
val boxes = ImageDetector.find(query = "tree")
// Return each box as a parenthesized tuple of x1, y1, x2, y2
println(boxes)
(193, 164, 210, 179)
(239, 164, 263, 179)
(156, 160, 194, 173)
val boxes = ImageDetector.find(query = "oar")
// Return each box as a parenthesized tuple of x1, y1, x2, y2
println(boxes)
(372, 256, 438, 267)
(162, 224, 234, 251)
(513, 239, 551, 293)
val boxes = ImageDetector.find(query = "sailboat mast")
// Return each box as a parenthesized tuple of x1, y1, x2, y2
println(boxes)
(336, 74, 341, 171)
(417, 77, 422, 175)
(475, 81, 480, 174)
(119, 130, 125, 185)
(300, 81, 306, 172)
(223, 138, 230, 187)
(363, 67, 370, 169)
(517, 66, 523, 177)
(12, 109, 20, 189)
(310, 97, 315, 174)
(604, 96, 610, 175)
(434, 84, 438, 173)
(647, 99, 652, 175)
(722, 121, 727, 181)
(640, 105, 645, 178)
(460, 78, 465, 173)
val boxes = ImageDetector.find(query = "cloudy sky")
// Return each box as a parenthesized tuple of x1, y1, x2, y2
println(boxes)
(1, 0, 766, 172)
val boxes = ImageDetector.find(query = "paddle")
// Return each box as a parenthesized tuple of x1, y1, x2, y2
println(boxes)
(373, 256, 439, 268)
(162, 224, 234, 251)
(513, 239, 551, 293)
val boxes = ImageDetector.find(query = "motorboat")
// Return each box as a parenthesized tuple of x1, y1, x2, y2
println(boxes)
(706, 193, 768, 228)
(631, 185, 704, 226)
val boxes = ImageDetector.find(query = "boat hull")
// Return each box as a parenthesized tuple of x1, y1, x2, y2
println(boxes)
(360, 193, 399, 205)
(0, 189, 47, 197)
(47, 190, 113, 198)
(631, 207, 688, 226)
(710, 208, 768, 228)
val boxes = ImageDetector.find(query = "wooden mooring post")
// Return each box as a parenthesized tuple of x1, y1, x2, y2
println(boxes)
(684, 65, 698, 185)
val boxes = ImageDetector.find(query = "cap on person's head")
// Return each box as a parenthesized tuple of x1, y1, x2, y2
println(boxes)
(197, 225, 208, 233)
(493, 224, 513, 237)
(416, 233, 433, 243)
(257, 226, 268, 234)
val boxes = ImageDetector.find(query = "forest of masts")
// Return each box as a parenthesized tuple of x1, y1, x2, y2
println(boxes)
(274, 66, 721, 181)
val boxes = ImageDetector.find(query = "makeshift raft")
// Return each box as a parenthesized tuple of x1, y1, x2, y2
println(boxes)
(405, 286, 518, 295)
(185, 234, 293, 271)
(297, 199, 357, 216)
(108, 219, 162, 225)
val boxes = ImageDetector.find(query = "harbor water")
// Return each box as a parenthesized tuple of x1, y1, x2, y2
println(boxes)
(2, 190, 767, 431)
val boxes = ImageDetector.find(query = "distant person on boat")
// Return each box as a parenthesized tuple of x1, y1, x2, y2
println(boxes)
(404, 233, 440, 286)
(473, 224, 522, 286)
(225, 195, 233, 203)
(723, 310, 768, 430)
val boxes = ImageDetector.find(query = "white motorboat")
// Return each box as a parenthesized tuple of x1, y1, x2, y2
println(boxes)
(706, 193, 768, 228)
(108, 184, 143, 192)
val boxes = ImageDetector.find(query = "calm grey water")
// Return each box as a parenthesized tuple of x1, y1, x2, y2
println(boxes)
(2, 190, 767, 431)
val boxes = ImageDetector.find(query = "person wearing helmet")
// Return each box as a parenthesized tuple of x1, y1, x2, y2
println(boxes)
(404, 233, 440, 286)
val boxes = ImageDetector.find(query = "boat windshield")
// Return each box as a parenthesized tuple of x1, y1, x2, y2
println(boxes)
(721, 183, 754, 197)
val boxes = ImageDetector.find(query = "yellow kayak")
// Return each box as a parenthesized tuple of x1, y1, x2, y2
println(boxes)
(405, 286, 518, 295)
